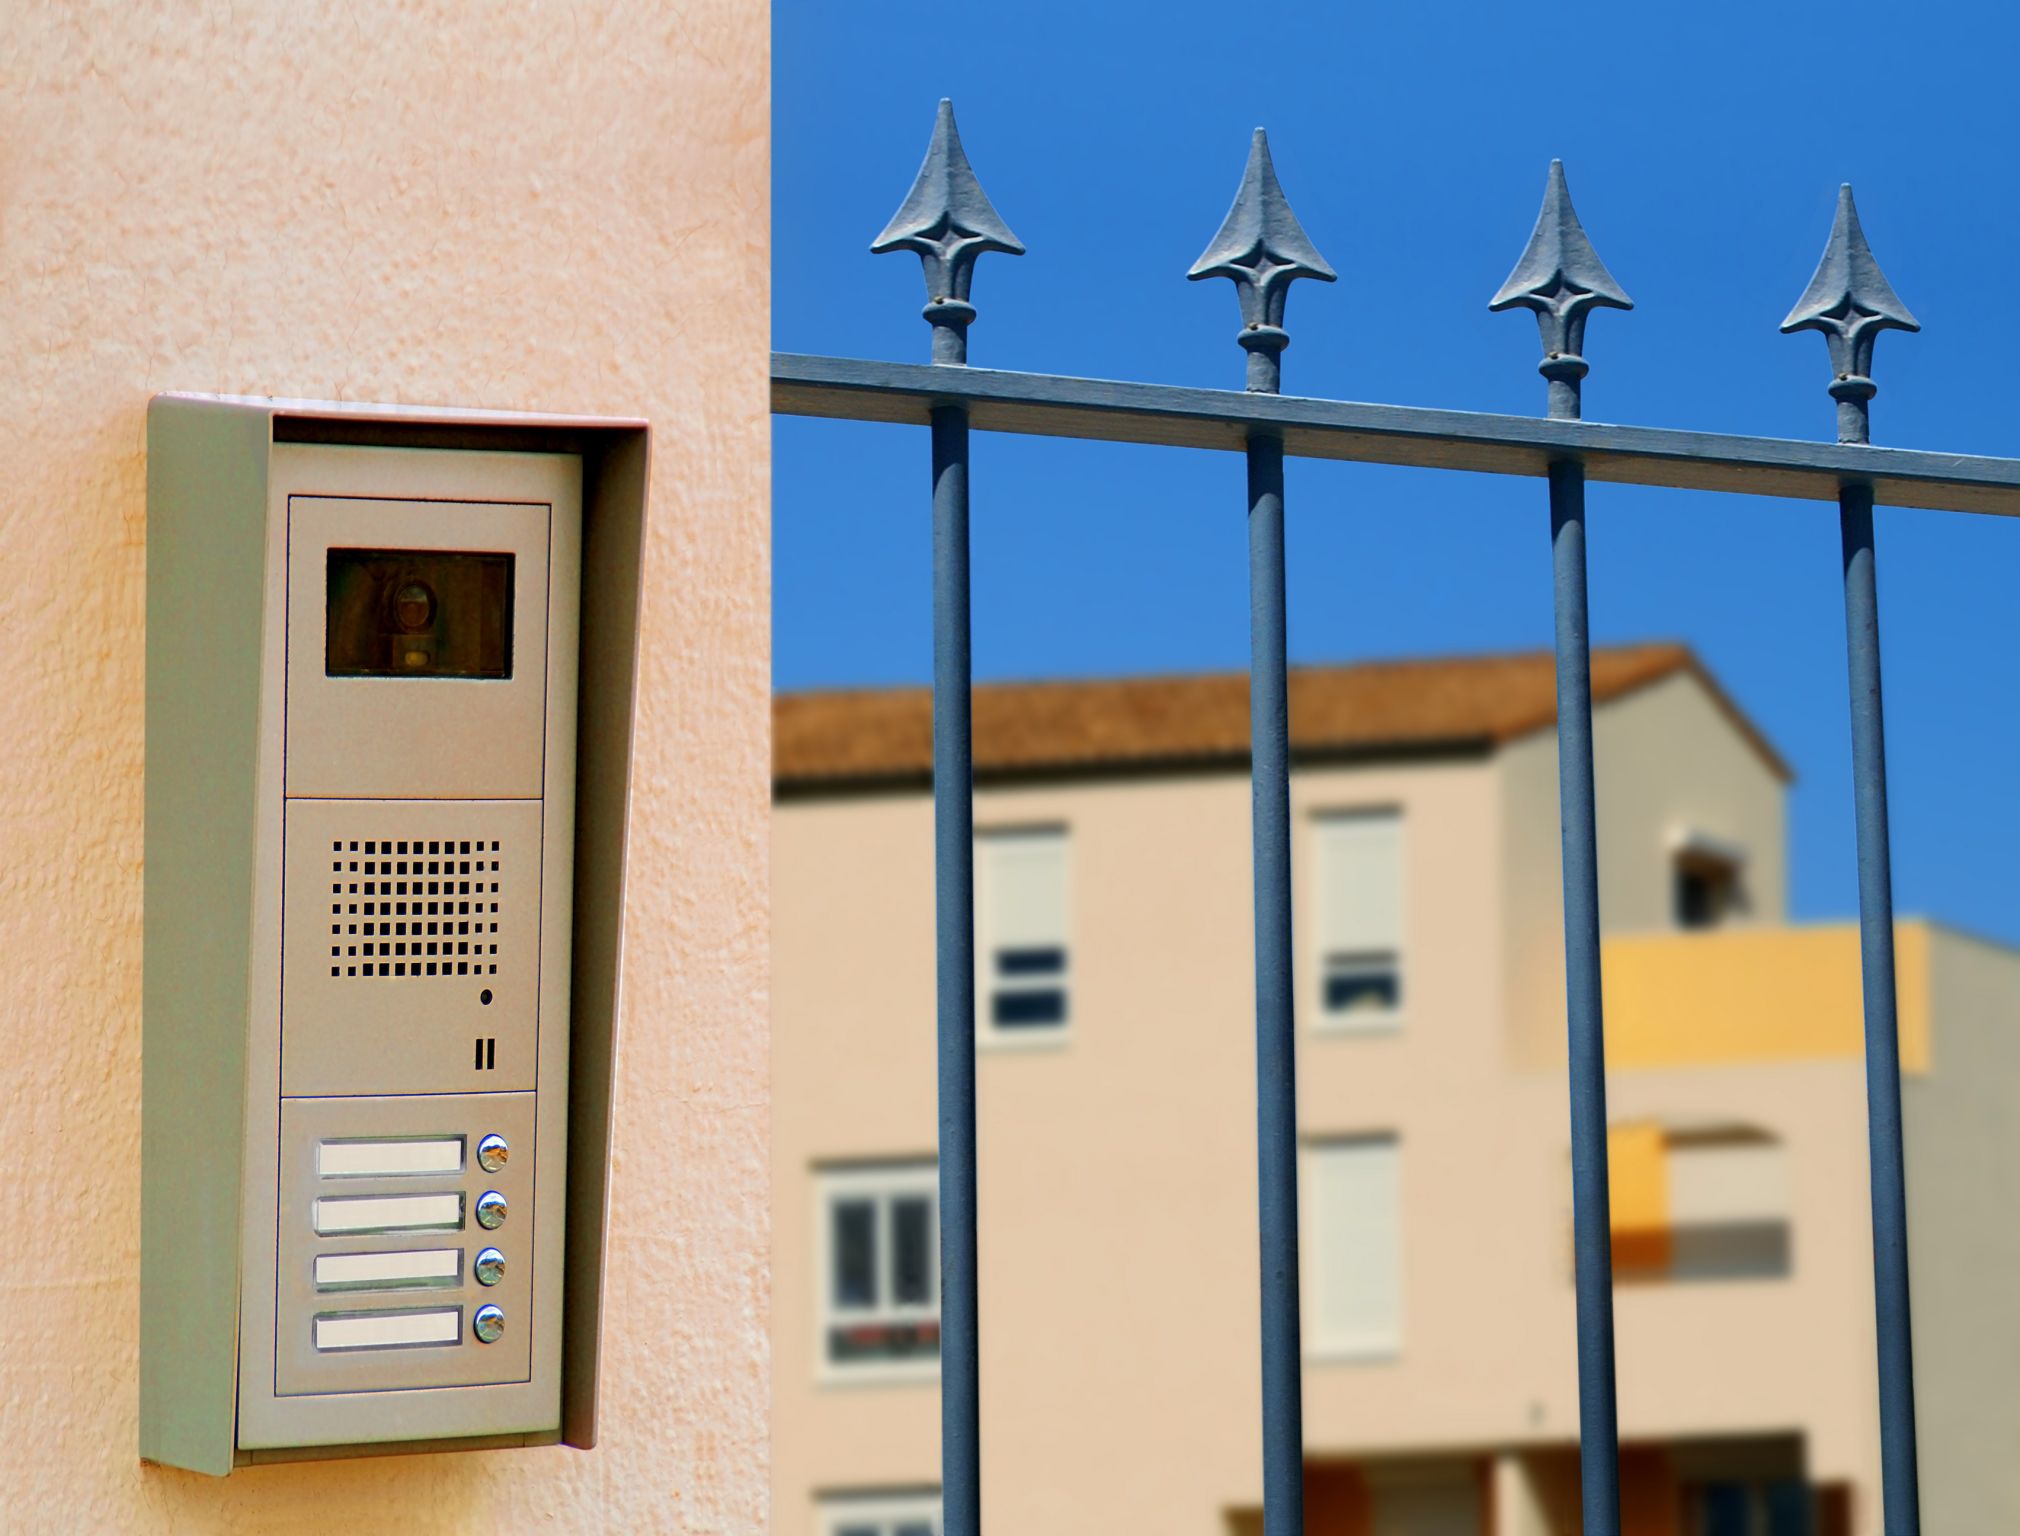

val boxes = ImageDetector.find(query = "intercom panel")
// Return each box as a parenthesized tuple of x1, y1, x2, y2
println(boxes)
(241, 444, 579, 1454)
(143, 398, 647, 1474)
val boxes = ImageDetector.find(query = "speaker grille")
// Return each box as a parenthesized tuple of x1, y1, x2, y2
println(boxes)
(328, 839, 503, 979)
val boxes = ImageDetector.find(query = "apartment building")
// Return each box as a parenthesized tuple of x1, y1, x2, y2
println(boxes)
(771, 643, 2020, 1536)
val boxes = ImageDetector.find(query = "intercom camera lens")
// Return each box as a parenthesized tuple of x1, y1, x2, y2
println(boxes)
(393, 580, 437, 633)
(474, 1189, 508, 1230)
(473, 1304, 505, 1344)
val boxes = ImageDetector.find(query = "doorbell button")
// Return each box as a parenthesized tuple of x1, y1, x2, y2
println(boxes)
(476, 1134, 509, 1173)
(474, 1190, 508, 1230)
(472, 1304, 505, 1344)
(473, 1248, 506, 1287)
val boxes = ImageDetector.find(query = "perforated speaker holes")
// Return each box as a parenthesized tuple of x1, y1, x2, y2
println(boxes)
(328, 839, 503, 980)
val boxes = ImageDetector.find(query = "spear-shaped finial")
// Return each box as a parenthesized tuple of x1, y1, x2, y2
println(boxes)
(1188, 128, 1336, 394)
(1490, 160, 1633, 421)
(1781, 184, 1919, 444)
(872, 99, 1025, 366)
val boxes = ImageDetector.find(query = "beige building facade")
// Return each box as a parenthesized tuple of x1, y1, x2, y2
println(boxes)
(773, 646, 2020, 1536)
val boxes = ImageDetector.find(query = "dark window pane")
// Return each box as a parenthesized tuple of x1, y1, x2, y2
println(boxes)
(326, 549, 514, 679)
(993, 988, 1066, 1027)
(1702, 1485, 1751, 1536)
(1323, 962, 1399, 1013)
(1765, 1481, 1813, 1536)
(1677, 867, 1717, 927)
(996, 946, 1065, 976)
(1675, 853, 1742, 929)
(827, 1318, 941, 1363)
(1670, 1220, 1792, 1281)
(892, 1196, 932, 1304)
(832, 1199, 876, 1308)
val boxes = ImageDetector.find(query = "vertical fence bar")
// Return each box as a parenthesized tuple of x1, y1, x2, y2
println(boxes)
(1490, 160, 1633, 1536)
(1840, 485, 1922, 1536)
(1247, 427, 1305, 1536)
(931, 399, 983, 1536)
(1781, 184, 1923, 1535)
(1549, 459, 1623, 1536)
(871, 99, 1026, 1536)
(1188, 128, 1335, 1536)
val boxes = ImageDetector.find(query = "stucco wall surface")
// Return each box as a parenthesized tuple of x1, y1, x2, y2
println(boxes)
(0, 4, 768, 1531)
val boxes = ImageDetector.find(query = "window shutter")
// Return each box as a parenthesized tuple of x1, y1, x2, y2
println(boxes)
(1306, 1137, 1402, 1352)
(983, 830, 1068, 950)
(1316, 812, 1402, 954)
(1669, 1137, 1789, 1227)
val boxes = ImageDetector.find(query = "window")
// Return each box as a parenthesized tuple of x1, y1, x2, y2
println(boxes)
(1303, 1136, 1402, 1357)
(1609, 1123, 1791, 1282)
(818, 1164, 938, 1374)
(819, 1491, 941, 1536)
(1312, 810, 1403, 1028)
(1687, 1479, 1814, 1536)
(1674, 857, 1736, 928)
(975, 827, 1070, 1038)
(1668, 828, 1747, 930)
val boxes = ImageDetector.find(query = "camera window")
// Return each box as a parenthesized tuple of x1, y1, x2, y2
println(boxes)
(326, 549, 515, 679)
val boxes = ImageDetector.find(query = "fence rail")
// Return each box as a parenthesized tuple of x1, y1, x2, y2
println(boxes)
(773, 352, 2020, 517)
(773, 95, 1976, 1536)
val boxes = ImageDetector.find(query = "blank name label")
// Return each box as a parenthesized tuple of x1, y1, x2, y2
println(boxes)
(314, 1248, 463, 1290)
(314, 1308, 462, 1351)
(314, 1192, 464, 1234)
(318, 1137, 464, 1178)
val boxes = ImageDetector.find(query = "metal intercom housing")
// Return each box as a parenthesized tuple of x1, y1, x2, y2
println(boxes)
(141, 397, 649, 1473)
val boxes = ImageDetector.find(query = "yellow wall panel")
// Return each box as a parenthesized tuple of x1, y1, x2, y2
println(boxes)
(1601, 923, 1931, 1073)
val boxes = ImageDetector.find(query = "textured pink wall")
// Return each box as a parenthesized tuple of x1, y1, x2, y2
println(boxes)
(0, 4, 768, 1529)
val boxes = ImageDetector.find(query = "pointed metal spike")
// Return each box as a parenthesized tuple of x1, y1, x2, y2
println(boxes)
(1780, 185, 1919, 443)
(1188, 129, 1336, 393)
(871, 99, 1025, 364)
(1489, 161, 1632, 420)
(1189, 128, 1337, 286)
(872, 99, 1025, 260)
(1781, 184, 1918, 336)
(1490, 160, 1633, 314)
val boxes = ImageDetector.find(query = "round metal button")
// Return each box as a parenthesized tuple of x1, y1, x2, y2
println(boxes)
(473, 1247, 506, 1287)
(473, 1304, 505, 1344)
(476, 1134, 509, 1174)
(474, 1189, 508, 1230)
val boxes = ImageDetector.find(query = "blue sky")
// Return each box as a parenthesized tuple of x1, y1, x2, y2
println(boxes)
(774, 1, 2020, 946)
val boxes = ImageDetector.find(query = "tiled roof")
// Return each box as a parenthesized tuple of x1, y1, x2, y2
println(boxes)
(774, 643, 1791, 790)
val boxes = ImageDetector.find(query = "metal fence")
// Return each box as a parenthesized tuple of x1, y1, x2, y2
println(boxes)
(769, 99, 2020, 1536)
